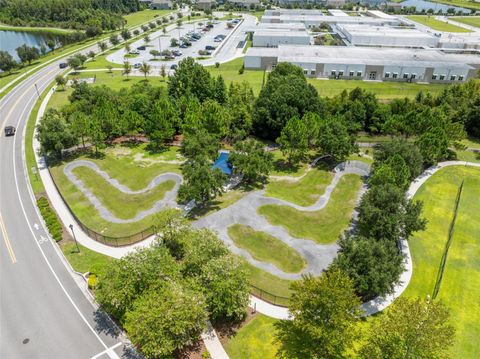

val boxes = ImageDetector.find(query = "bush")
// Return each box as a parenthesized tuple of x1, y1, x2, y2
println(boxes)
(36, 197, 63, 242)
(88, 274, 98, 289)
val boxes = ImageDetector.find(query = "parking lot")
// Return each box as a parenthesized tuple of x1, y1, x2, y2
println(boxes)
(107, 19, 243, 69)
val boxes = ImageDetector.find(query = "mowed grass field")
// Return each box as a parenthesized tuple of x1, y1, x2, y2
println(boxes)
(224, 314, 279, 359)
(406, 15, 472, 32)
(208, 58, 451, 99)
(228, 224, 306, 273)
(452, 16, 480, 28)
(258, 174, 362, 244)
(403, 165, 480, 358)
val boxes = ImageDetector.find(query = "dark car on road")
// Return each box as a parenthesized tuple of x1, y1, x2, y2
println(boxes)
(59, 62, 68, 69)
(4, 126, 16, 136)
(205, 45, 216, 51)
(170, 64, 178, 70)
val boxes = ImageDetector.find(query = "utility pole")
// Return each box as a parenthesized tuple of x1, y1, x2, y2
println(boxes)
(69, 224, 80, 253)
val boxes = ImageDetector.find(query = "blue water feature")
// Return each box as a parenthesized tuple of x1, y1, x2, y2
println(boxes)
(0, 30, 59, 61)
(212, 152, 233, 176)
(400, 0, 472, 14)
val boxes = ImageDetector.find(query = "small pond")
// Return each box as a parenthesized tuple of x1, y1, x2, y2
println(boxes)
(400, 0, 472, 14)
(0, 30, 62, 61)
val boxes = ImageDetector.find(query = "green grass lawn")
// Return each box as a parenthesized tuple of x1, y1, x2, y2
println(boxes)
(406, 15, 472, 32)
(189, 188, 249, 218)
(0, 23, 74, 34)
(258, 174, 362, 244)
(403, 165, 480, 358)
(228, 224, 306, 273)
(123, 9, 174, 28)
(455, 149, 480, 163)
(433, 0, 480, 10)
(265, 168, 334, 207)
(71, 166, 175, 220)
(46, 87, 73, 110)
(69, 70, 165, 90)
(60, 241, 114, 277)
(452, 16, 480, 28)
(224, 314, 279, 359)
(207, 58, 450, 99)
(269, 150, 310, 177)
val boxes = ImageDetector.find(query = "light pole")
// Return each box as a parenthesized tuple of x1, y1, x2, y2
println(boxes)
(69, 224, 80, 253)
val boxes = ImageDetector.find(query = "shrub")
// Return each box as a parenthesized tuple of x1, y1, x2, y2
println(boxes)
(36, 196, 63, 242)
(88, 274, 98, 289)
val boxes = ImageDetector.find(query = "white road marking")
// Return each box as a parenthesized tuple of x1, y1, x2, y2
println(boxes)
(38, 235, 48, 245)
(11, 84, 111, 353)
(90, 342, 122, 359)
(33, 223, 40, 230)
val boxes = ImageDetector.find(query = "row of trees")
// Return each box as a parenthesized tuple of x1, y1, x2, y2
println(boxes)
(334, 139, 427, 301)
(275, 269, 455, 358)
(0, 0, 139, 31)
(96, 210, 249, 358)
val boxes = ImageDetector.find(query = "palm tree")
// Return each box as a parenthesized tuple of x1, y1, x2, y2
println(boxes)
(124, 43, 131, 56)
(144, 35, 150, 44)
(139, 62, 151, 80)
(122, 61, 132, 79)
(97, 41, 107, 53)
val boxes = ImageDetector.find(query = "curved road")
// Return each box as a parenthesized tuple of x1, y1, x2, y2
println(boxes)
(0, 50, 129, 358)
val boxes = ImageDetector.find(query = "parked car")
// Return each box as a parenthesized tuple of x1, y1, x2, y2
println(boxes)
(59, 62, 68, 69)
(129, 50, 140, 55)
(205, 45, 216, 51)
(172, 50, 182, 56)
(4, 126, 15, 136)
(207, 24, 214, 28)
(179, 43, 188, 48)
(170, 64, 178, 70)
(136, 45, 146, 51)
(133, 63, 141, 69)
(214, 37, 222, 42)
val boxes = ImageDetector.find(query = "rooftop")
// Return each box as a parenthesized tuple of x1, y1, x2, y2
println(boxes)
(338, 24, 436, 39)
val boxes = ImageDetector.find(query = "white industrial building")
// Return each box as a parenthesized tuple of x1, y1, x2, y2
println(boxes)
(244, 45, 480, 83)
(337, 24, 440, 48)
(328, 9, 349, 17)
(251, 23, 311, 47)
(261, 9, 404, 27)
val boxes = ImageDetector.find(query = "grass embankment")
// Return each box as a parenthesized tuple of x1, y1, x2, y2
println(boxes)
(0, 24, 74, 34)
(403, 165, 480, 358)
(123, 9, 174, 28)
(208, 58, 450, 99)
(48, 145, 181, 239)
(224, 314, 279, 359)
(266, 168, 333, 207)
(406, 15, 472, 32)
(60, 241, 114, 277)
(452, 16, 480, 28)
(228, 224, 306, 273)
(259, 174, 362, 244)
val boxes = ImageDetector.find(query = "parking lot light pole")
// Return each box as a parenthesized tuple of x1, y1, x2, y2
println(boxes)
(69, 224, 80, 253)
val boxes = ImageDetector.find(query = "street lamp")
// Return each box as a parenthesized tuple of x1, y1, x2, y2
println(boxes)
(69, 224, 80, 253)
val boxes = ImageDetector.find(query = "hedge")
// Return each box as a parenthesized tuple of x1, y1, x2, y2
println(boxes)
(37, 196, 63, 242)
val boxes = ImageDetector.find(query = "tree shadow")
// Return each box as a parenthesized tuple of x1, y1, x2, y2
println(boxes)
(93, 309, 122, 338)
(273, 158, 301, 174)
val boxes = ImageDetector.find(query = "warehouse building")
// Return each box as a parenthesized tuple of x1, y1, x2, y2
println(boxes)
(328, 9, 349, 17)
(337, 24, 440, 48)
(252, 25, 311, 47)
(244, 45, 480, 83)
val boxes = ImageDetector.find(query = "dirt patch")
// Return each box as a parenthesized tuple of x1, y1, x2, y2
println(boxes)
(105, 147, 132, 157)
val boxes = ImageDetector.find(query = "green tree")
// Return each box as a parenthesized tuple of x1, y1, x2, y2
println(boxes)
(277, 116, 309, 164)
(316, 116, 356, 162)
(36, 109, 77, 158)
(143, 34, 150, 44)
(97, 41, 107, 52)
(46, 40, 56, 53)
(334, 235, 404, 300)
(254, 62, 322, 140)
(213, 75, 227, 104)
(0, 51, 17, 73)
(122, 61, 132, 79)
(88, 50, 96, 60)
(178, 160, 226, 204)
(275, 270, 361, 359)
(168, 57, 214, 102)
(360, 297, 455, 359)
(109, 34, 120, 46)
(139, 62, 151, 79)
(124, 42, 131, 54)
(160, 64, 166, 80)
(69, 111, 90, 148)
(149, 49, 160, 60)
(86, 115, 106, 154)
(16, 44, 40, 65)
(230, 138, 273, 185)
(370, 154, 410, 190)
(374, 139, 424, 180)
(67, 56, 82, 72)
(96, 246, 181, 321)
(55, 75, 67, 90)
(226, 81, 255, 142)
(181, 129, 219, 161)
(124, 284, 208, 359)
(146, 98, 176, 149)
(120, 29, 131, 41)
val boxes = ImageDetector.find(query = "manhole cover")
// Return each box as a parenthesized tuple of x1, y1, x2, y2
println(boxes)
(22, 338, 29, 344)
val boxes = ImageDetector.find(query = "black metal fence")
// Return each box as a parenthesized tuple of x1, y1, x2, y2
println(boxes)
(249, 284, 290, 307)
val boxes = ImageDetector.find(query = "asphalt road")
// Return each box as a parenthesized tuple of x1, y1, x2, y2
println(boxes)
(0, 49, 131, 359)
